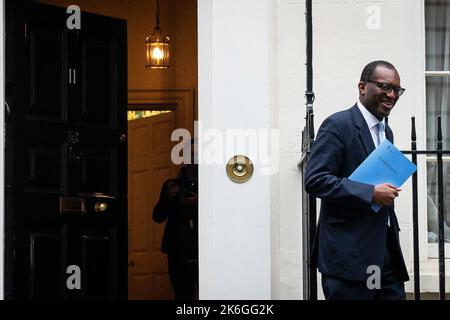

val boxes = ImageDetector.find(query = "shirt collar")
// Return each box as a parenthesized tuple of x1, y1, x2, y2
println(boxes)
(357, 100, 385, 129)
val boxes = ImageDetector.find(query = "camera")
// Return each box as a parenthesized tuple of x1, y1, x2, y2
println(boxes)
(174, 175, 197, 198)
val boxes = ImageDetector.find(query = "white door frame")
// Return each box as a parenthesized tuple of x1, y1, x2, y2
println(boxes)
(197, 0, 275, 299)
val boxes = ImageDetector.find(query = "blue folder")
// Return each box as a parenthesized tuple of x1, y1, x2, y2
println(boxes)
(349, 139, 417, 212)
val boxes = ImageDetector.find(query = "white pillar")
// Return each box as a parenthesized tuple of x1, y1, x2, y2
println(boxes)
(198, 0, 274, 299)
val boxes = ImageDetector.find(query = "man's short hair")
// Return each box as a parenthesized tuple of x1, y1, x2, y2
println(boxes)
(360, 60, 397, 81)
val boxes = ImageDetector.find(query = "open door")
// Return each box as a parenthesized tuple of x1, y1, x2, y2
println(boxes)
(128, 111, 177, 299)
(5, 2, 128, 299)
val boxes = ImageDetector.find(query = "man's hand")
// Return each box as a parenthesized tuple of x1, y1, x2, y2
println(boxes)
(372, 183, 401, 207)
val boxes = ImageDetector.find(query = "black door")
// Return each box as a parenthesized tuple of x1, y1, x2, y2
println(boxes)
(5, 2, 127, 299)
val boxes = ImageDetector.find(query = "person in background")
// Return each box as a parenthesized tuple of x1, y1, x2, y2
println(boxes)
(153, 139, 198, 300)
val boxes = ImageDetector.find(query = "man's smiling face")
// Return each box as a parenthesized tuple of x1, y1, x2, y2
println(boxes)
(358, 65, 402, 121)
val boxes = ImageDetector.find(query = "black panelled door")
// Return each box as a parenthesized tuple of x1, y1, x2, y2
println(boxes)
(6, 2, 127, 299)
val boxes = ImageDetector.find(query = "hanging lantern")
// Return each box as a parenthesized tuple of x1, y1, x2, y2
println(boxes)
(146, 0, 170, 69)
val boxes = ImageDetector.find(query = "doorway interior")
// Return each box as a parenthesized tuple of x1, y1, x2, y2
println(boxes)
(4, 0, 197, 300)
(127, 89, 195, 300)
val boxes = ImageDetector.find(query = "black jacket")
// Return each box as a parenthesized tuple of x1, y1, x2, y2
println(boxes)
(153, 173, 198, 259)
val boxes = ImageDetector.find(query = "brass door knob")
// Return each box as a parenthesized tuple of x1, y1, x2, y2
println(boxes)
(94, 202, 108, 213)
(226, 155, 254, 183)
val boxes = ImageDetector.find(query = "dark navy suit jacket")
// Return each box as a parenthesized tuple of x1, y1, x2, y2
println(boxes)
(304, 104, 409, 282)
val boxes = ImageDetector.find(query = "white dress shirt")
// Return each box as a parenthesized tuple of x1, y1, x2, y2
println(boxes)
(356, 101, 390, 226)
(357, 100, 385, 148)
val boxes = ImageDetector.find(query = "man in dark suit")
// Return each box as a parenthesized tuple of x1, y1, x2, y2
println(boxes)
(153, 140, 198, 300)
(305, 61, 409, 300)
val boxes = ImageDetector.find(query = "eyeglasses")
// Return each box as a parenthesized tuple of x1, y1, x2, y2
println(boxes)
(364, 80, 405, 96)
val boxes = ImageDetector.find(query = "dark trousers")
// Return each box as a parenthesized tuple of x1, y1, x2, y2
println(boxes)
(168, 254, 198, 300)
(322, 226, 406, 300)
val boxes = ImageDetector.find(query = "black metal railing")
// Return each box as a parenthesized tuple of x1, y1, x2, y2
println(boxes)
(402, 115, 450, 300)
(299, 115, 450, 300)
(298, 0, 316, 300)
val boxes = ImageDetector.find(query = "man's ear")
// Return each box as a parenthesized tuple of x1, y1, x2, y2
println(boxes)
(358, 81, 367, 95)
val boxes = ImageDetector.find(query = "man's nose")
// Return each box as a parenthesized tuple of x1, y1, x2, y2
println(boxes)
(386, 89, 397, 99)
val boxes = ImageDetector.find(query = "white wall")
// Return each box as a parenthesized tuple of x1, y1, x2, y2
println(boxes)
(276, 0, 305, 300)
(198, 0, 275, 299)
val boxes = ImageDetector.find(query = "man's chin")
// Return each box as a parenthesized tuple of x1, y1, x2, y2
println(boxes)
(376, 107, 392, 119)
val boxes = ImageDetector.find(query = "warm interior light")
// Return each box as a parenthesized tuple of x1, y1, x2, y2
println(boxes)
(128, 110, 171, 121)
(152, 47, 163, 60)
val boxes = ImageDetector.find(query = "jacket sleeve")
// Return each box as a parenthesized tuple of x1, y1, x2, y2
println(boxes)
(304, 116, 374, 209)
(152, 180, 180, 223)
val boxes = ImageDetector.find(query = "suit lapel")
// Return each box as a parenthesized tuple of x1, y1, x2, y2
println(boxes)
(385, 124, 394, 143)
(350, 104, 375, 156)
